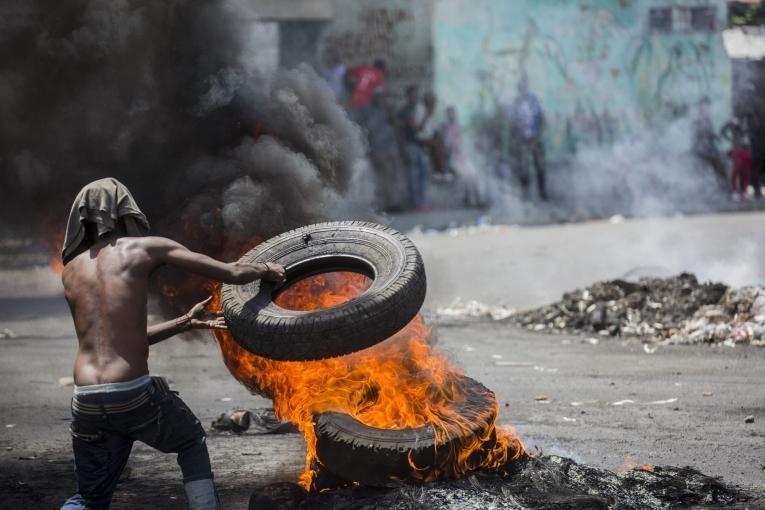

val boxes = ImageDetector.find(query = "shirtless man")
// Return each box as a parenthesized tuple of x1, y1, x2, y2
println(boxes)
(59, 178, 285, 510)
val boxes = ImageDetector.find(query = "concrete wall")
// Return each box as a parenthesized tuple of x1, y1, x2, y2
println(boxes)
(433, 0, 733, 158)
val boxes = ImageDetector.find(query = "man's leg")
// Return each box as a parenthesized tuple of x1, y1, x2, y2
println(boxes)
(131, 384, 218, 510)
(742, 154, 752, 192)
(416, 145, 430, 207)
(405, 144, 421, 209)
(753, 155, 764, 197)
(533, 139, 548, 200)
(515, 144, 530, 199)
(62, 417, 133, 510)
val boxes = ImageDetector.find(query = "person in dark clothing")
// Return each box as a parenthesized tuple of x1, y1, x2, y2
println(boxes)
(397, 85, 431, 210)
(509, 77, 547, 200)
(721, 116, 752, 195)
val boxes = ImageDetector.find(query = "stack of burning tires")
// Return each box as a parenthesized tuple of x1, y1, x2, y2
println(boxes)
(220, 221, 520, 488)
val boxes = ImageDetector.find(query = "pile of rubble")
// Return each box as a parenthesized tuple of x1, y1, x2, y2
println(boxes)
(510, 273, 765, 345)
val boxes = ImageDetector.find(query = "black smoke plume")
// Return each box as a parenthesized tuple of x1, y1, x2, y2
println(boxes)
(0, 0, 372, 270)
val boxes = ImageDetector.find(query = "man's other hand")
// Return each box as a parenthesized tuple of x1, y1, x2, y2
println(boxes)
(187, 296, 227, 330)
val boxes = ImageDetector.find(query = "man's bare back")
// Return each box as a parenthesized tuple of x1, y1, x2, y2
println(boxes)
(62, 234, 285, 386)
(58, 178, 288, 509)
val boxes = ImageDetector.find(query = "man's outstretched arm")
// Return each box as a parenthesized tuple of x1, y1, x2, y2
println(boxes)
(148, 296, 226, 345)
(144, 237, 286, 286)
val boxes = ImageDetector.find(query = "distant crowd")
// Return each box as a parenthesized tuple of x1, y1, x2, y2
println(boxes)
(323, 52, 765, 213)
(321, 52, 549, 213)
(693, 96, 765, 200)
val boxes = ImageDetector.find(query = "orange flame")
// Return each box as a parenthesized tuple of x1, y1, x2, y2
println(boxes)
(50, 255, 64, 275)
(45, 227, 65, 275)
(209, 272, 525, 489)
(620, 453, 654, 473)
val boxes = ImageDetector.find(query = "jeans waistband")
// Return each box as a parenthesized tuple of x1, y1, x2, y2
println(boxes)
(71, 377, 160, 415)
(74, 374, 151, 395)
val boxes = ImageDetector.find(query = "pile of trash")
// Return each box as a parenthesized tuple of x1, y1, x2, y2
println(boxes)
(510, 273, 765, 345)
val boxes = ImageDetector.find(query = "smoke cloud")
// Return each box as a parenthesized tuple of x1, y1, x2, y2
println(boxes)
(0, 0, 373, 253)
(468, 114, 731, 225)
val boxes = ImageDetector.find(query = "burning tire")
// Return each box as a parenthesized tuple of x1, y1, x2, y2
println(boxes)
(314, 376, 499, 488)
(221, 221, 426, 361)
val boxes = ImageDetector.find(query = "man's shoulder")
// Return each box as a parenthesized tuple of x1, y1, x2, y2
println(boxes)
(119, 235, 177, 252)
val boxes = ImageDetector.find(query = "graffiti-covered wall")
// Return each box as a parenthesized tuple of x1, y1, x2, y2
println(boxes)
(318, 0, 434, 101)
(433, 0, 732, 159)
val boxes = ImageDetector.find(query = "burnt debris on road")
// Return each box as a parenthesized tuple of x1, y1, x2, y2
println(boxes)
(249, 454, 756, 510)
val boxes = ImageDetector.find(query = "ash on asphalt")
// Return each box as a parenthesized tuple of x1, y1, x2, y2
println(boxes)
(250, 455, 757, 510)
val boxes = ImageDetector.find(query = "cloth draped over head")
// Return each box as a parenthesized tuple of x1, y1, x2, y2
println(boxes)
(62, 178, 150, 264)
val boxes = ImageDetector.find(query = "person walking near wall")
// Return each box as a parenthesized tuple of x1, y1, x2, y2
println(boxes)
(398, 85, 431, 210)
(420, 92, 451, 183)
(443, 106, 482, 207)
(721, 115, 752, 197)
(509, 77, 548, 201)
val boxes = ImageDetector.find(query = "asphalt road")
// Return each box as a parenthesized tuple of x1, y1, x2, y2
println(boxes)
(0, 211, 763, 508)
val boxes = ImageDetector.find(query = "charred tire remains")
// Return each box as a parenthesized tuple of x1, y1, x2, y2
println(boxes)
(221, 221, 426, 361)
(314, 377, 498, 488)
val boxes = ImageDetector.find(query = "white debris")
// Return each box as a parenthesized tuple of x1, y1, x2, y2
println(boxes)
(665, 287, 765, 346)
(648, 398, 678, 405)
(0, 328, 15, 339)
(435, 299, 515, 321)
(562, 416, 577, 422)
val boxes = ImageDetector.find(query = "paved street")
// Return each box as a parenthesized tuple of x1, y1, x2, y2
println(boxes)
(1, 211, 763, 508)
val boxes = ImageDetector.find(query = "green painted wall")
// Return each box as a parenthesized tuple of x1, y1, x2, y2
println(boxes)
(433, 0, 732, 158)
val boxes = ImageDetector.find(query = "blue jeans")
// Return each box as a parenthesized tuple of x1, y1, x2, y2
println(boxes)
(405, 143, 430, 209)
(61, 378, 212, 510)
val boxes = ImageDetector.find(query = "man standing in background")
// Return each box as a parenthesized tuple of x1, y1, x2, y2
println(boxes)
(398, 84, 431, 210)
(509, 77, 548, 201)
